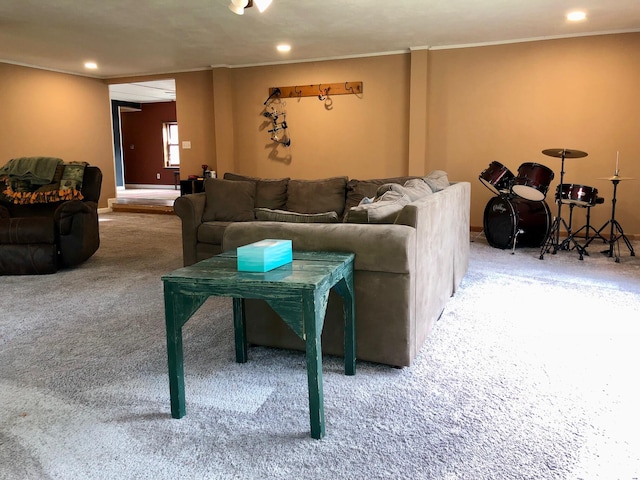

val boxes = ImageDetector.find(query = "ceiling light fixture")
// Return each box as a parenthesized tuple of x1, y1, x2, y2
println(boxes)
(276, 44, 291, 53)
(567, 11, 586, 21)
(84, 62, 98, 69)
(228, 0, 272, 15)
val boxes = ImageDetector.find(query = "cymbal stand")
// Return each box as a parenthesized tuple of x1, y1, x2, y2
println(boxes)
(539, 151, 588, 260)
(583, 177, 635, 262)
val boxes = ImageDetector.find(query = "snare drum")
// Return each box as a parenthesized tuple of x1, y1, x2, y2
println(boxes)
(479, 161, 515, 195)
(483, 196, 551, 249)
(555, 184, 599, 207)
(511, 162, 555, 201)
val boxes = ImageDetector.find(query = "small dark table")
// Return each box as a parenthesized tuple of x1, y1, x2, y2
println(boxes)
(162, 250, 356, 439)
(179, 178, 204, 196)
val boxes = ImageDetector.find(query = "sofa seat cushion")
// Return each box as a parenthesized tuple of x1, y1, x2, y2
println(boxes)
(255, 208, 339, 223)
(285, 176, 348, 217)
(344, 190, 412, 224)
(202, 178, 256, 222)
(197, 221, 234, 245)
(223, 173, 289, 210)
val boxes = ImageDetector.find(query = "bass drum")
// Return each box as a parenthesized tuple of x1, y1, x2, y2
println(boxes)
(483, 196, 551, 249)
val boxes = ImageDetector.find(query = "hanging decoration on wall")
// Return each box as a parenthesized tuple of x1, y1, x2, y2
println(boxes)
(267, 81, 363, 100)
(263, 88, 290, 147)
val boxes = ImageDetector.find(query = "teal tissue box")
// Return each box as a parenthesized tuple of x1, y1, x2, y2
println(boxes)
(237, 239, 293, 272)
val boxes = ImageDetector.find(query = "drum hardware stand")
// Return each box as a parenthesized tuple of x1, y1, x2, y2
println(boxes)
(511, 229, 525, 255)
(571, 200, 607, 244)
(584, 176, 635, 263)
(567, 203, 575, 244)
(539, 148, 589, 260)
(564, 203, 589, 252)
(471, 229, 486, 242)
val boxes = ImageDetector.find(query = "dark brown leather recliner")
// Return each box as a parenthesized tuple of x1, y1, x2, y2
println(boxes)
(0, 166, 102, 275)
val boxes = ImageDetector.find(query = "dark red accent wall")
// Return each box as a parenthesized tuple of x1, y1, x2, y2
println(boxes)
(120, 102, 177, 185)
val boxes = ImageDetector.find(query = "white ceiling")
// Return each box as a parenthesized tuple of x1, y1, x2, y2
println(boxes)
(108, 80, 177, 104)
(2, 1, 639, 82)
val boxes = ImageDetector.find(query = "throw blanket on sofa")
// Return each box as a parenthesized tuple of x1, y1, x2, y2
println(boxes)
(0, 158, 86, 205)
(0, 157, 63, 184)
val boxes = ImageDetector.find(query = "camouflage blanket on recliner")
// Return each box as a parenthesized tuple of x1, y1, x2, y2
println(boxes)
(0, 157, 87, 205)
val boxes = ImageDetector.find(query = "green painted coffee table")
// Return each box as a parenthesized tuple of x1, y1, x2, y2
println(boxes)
(162, 250, 356, 439)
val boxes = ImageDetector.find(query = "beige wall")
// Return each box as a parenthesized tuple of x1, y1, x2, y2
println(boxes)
(0, 63, 115, 207)
(427, 33, 640, 235)
(222, 54, 411, 180)
(3, 32, 639, 235)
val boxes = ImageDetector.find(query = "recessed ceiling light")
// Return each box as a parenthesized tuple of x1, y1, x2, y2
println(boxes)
(277, 44, 291, 53)
(567, 11, 586, 22)
(84, 61, 98, 69)
(254, 0, 272, 13)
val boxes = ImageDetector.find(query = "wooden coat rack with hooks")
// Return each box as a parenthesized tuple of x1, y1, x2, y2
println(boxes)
(268, 81, 363, 100)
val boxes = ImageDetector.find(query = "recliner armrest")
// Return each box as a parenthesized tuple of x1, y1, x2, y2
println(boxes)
(53, 200, 100, 267)
(54, 200, 94, 235)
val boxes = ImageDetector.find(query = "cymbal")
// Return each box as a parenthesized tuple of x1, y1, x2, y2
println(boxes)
(597, 175, 635, 181)
(542, 148, 588, 158)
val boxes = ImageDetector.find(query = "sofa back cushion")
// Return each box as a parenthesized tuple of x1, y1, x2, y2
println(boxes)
(223, 172, 289, 210)
(254, 208, 339, 223)
(202, 178, 255, 222)
(345, 176, 420, 211)
(376, 179, 432, 202)
(344, 190, 412, 224)
(423, 170, 450, 192)
(285, 176, 348, 216)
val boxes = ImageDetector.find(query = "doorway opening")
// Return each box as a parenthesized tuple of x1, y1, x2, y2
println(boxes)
(109, 79, 180, 209)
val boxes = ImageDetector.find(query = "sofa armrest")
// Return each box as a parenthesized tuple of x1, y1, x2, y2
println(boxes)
(222, 221, 416, 274)
(174, 193, 206, 266)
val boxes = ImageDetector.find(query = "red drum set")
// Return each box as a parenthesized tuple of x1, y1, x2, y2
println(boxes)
(479, 148, 617, 259)
(480, 148, 636, 261)
(480, 160, 554, 252)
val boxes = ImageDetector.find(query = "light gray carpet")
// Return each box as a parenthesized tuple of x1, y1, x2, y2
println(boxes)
(1, 212, 639, 480)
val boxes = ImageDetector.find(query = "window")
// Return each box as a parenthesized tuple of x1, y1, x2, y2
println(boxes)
(163, 122, 180, 167)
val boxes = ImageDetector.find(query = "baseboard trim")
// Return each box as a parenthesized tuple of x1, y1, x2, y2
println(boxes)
(470, 226, 638, 241)
(124, 184, 175, 190)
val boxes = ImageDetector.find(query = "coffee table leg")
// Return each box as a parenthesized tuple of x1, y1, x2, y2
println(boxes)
(164, 286, 210, 419)
(334, 275, 356, 376)
(304, 293, 325, 439)
(233, 298, 247, 363)
(164, 285, 186, 419)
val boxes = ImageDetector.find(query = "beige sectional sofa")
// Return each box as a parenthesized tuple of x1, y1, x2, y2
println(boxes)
(174, 172, 470, 367)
